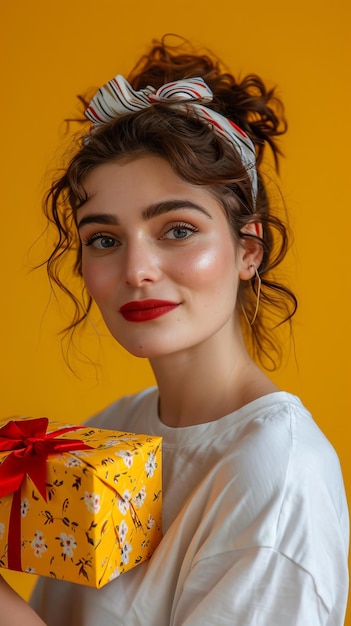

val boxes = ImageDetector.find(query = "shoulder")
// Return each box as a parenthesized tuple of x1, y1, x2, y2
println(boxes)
(195, 394, 348, 612)
(208, 393, 348, 552)
(259, 394, 347, 514)
(234, 393, 342, 485)
(241, 394, 347, 525)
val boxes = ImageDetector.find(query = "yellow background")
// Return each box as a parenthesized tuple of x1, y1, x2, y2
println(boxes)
(1, 0, 350, 619)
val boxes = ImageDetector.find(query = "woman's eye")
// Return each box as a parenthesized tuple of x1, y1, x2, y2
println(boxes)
(162, 224, 197, 240)
(84, 234, 118, 249)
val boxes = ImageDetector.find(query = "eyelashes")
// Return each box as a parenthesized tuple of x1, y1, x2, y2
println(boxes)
(83, 233, 118, 249)
(81, 222, 199, 249)
(162, 222, 198, 240)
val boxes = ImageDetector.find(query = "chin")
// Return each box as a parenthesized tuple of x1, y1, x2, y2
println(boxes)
(116, 336, 192, 360)
(113, 337, 169, 359)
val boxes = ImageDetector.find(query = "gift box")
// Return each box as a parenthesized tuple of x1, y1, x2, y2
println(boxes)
(0, 417, 162, 588)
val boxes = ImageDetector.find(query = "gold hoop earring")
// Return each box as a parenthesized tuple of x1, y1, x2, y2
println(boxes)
(240, 266, 261, 326)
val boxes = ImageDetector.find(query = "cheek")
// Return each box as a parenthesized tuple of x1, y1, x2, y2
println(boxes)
(81, 259, 116, 301)
(177, 238, 236, 288)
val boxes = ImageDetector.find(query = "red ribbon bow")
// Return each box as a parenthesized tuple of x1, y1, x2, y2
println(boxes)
(0, 417, 92, 571)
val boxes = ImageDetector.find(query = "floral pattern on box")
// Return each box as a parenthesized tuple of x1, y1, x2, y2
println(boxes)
(0, 418, 162, 588)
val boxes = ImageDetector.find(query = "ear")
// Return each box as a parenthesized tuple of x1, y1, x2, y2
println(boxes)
(238, 223, 264, 280)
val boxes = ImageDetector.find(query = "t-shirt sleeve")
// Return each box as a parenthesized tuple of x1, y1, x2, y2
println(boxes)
(170, 405, 349, 626)
(172, 547, 331, 626)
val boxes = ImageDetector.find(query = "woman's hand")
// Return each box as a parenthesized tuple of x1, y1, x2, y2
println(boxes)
(0, 576, 46, 625)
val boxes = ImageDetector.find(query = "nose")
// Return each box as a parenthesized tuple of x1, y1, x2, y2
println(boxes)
(123, 238, 162, 287)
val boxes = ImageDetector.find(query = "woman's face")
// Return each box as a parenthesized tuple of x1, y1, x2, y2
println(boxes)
(78, 155, 249, 359)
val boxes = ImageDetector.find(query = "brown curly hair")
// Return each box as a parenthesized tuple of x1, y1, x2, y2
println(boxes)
(43, 35, 297, 370)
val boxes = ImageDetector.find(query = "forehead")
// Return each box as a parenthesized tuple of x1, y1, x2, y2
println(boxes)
(83, 155, 190, 196)
(80, 155, 227, 220)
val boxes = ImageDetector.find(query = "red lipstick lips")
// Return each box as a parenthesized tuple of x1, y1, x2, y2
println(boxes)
(119, 299, 179, 322)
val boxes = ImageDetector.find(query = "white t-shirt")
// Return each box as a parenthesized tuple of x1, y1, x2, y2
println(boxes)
(30, 389, 349, 625)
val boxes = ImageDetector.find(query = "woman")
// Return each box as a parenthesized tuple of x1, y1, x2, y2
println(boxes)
(1, 37, 348, 625)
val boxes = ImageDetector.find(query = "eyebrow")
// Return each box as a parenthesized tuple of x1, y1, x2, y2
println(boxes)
(77, 199, 213, 230)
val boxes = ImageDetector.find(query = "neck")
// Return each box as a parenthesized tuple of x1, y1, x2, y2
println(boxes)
(150, 326, 278, 428)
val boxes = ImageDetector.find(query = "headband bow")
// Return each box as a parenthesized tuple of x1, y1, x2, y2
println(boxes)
(85, 75, 257, 198)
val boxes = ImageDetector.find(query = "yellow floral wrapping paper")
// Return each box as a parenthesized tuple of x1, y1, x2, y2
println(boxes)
(0, 418, 162, 588)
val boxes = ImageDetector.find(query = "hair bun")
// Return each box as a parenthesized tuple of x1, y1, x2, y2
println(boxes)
(128, 35, 287, 171)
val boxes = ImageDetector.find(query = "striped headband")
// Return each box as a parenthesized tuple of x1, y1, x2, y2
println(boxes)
(85, 75, 257, 198)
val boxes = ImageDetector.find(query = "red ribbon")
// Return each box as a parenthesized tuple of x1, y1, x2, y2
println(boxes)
(0, 417, 92, 571)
